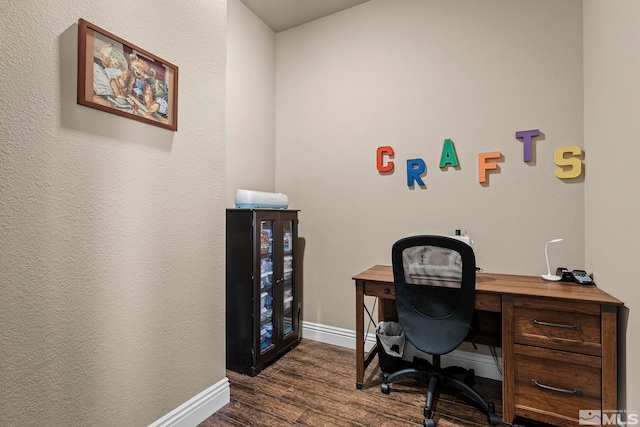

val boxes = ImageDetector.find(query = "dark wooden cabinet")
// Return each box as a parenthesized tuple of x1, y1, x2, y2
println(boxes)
(226, 208, 301, 376)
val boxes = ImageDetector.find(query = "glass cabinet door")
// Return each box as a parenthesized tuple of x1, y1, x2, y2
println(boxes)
(259, 220, 274, 354)
(281, 219, 295, 338)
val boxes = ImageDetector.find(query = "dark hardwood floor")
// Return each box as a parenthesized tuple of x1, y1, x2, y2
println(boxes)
(200, 340, 550, 426)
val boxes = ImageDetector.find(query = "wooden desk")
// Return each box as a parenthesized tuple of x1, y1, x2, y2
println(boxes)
(353, 265, 623, 426)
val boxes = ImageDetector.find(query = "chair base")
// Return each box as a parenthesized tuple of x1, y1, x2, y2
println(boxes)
(381, 356, 499, 426)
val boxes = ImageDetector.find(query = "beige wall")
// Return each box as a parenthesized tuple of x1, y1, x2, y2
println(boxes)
(4, 0, 635, 424)
(0, 1, 227, 426)
(275, 0, 585, 329)
(584, 0, 640, 413)
(226, 0, 277, 206)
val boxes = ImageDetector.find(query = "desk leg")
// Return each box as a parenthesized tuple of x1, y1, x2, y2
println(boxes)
(378, 297, 386, 322)
(601, 306, 617, 413)
(502, 296, 515, 426)
(355, 279, 365, 389)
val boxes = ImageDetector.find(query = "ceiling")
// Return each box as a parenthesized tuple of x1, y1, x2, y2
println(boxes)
(238, 0, 371, 33)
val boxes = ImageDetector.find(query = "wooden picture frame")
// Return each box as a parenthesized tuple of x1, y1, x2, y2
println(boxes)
(77, 19, 178, 131)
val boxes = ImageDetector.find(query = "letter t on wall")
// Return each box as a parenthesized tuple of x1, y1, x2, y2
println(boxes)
(515, 129, 539, 162)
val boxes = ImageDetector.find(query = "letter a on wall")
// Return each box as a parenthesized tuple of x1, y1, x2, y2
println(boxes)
(440, 139, 459, 168)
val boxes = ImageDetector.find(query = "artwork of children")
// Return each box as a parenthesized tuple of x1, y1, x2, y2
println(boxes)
(78, 19, 178, 131)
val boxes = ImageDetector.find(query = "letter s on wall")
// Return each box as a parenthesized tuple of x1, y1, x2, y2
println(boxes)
(554, 145, 583, 179)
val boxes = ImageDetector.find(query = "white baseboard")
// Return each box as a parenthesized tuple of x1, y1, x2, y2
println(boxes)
(300, 320, 377, 350)
(148, 377, 230, 427)
(301, 320, 503, 382)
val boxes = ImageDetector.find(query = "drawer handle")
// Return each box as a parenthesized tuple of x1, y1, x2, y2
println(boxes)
(531, 380, 582, 396)
(530, 319, 580, 330)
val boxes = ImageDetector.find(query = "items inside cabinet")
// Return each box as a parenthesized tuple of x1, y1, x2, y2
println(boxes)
(259, 220, 274, 353)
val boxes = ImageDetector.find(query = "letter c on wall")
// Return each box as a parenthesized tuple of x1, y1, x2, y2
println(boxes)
(377, 146, 394, 172)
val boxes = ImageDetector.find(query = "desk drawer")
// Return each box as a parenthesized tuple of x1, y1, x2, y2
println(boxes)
(363, 282, 395, 299)
(514, 298, 601, 356)
(514, 344, 601, 423)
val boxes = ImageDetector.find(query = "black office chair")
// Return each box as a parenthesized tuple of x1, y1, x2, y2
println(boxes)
(381, 235, 498, 427)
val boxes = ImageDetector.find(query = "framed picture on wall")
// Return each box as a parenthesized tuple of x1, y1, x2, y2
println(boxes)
(77, 18, 178, 131)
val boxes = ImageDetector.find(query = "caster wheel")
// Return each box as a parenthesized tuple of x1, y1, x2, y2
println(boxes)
(381, 383, 390, 394)
(487, 413, 499, 425)
(423, 419, 435, 427)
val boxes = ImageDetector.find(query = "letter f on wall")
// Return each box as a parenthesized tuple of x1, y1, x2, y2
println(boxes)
(478, 152, 501, 183)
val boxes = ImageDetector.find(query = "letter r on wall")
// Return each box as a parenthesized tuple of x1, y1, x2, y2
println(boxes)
(407, 158, 426, 187)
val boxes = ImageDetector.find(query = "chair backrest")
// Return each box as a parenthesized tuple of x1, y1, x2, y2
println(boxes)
(392, 235, 476, 355)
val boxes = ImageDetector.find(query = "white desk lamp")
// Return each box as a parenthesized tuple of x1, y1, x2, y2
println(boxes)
(541, 238, 563, 281)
